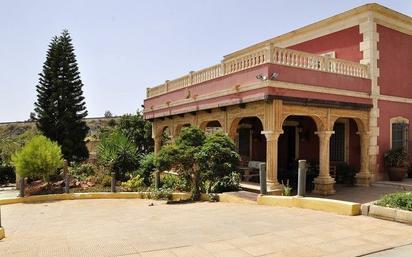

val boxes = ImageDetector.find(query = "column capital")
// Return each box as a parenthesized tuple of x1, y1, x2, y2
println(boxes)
(315, 130, 334, 139)
(261, 130, 283, 141)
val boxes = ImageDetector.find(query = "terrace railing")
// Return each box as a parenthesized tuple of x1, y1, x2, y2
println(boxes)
(147, 45, 369, 98)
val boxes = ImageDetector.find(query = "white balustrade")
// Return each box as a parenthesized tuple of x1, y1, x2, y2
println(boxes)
(146, 45, 369, 98)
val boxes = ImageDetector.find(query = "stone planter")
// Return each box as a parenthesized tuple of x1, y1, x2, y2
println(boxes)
(387, 167, 407, 181)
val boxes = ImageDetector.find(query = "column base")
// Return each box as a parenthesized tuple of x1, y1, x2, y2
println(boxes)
(267, 181, 283, 195)
(355, 172, 373, 187)
(312, 176, 336, 196)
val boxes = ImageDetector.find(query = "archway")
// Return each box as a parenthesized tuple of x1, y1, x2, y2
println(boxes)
(279, 115, 319, 190)
(202, 120, 223, 134)
(330, 117, 364, 186)
(174, 123, 191, 137)
(160, 126, 172, 146)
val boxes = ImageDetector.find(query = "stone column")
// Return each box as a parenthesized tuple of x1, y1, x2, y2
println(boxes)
(355, 132, 372, 186)
(154, 137, 162, 154)
(313, 130, 336, 195)
(262, 131, 283, 193)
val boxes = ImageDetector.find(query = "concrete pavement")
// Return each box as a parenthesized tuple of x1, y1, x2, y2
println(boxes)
(0, 199, 412, 257)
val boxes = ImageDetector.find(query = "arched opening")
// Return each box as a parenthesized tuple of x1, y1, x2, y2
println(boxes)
(161, 126, 172, 146)
(331, 118, 362, 186)
(279, 115, 319, 190)
(204, 120, 222, 134)
(229, 117, 266, 183)
(175, 123, 191, 136)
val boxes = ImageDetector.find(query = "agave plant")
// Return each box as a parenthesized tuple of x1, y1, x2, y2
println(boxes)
(97, 131, 139, 181)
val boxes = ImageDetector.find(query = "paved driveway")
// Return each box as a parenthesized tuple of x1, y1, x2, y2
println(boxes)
(0, 199, 412, 257)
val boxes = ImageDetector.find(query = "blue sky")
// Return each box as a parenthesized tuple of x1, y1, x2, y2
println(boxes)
(0, 0, 411, 122)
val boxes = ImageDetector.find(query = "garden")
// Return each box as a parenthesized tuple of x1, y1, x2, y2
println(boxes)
(1, 118, 241, 201)
(0, 30, 241, 202)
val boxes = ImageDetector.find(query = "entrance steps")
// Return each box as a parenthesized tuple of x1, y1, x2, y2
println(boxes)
(240, 182, 261, 194)
(222, 191, 258, 203)
(372, 179, 412, 191)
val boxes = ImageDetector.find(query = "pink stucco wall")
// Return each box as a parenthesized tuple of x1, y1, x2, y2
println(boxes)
(289, 26, 363, 62)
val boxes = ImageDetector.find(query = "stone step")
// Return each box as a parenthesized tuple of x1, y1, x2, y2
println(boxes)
(372, 179, 412, 191)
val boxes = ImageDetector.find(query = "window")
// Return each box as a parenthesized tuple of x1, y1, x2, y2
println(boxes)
(330, 123, 345, 162)
(392, 121, 409, 151)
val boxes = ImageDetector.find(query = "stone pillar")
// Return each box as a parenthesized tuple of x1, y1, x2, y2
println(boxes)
(154, 137, 162, 154)
(355, 132, 372, 186)
(313, 130, 336, 195)
(262, 131, 283, 193)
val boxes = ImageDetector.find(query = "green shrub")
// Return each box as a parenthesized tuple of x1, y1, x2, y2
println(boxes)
(161, 173, 190, 192)
(155, 126, 206, 200)
(96, 173, 112, 187)
(209, 172, 241, 193)
(376, 192, 412, 211)
(145, 188, 173, 200)
(69, 163, 96, 180)
(97, 131, 139, 181)
(137, 153, 156, 185)
(384, 148, 409, 167)
(197, 132, 240, 193)
(155, 127, 241, 198)
(121, 175, 144, 192)
(281, 180, 292, 196)
(11, 135, 63, 180)
(116, 112, 154, 154)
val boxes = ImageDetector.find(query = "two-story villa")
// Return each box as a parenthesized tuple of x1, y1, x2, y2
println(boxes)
(143, 4, 412, 195)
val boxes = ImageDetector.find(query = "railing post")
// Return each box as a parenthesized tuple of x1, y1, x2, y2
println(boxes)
(165, 80, 169, 93)
(189, 71, 194, 85)
(220, 61, 226, 76)
(19, 177, 25, 197)
(111, 172, 116, 193)
(154, 171, 161, 190)
(63, 160, 70, 193)
(297, 160, 307, 197)
(259, 163, 267, 195)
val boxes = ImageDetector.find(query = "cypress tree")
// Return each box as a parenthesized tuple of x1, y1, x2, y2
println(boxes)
(34, 30, 89, 161)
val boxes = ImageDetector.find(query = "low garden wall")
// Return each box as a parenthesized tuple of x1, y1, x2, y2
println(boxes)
(362, 203, 412, 225)
(257, 195, 361, 216)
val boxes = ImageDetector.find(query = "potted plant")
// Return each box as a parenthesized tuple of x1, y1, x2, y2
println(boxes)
(384, 148, 409, 181)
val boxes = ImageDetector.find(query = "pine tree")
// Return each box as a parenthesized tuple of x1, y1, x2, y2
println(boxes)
(34, 30, 89, 161)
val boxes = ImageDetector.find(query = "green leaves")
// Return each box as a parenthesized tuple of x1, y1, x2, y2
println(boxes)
(97, 131, 139, 181)
(377, 192, 412, 211)
(384, 147, 409, 167)
(116, 111, 154, 154)
(155, 126, 240, 196)
(11, 135, 63, 180)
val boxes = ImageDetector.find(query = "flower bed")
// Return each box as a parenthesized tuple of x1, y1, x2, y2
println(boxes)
(376, 192, 412, 211)
(363, 192, 412, 225)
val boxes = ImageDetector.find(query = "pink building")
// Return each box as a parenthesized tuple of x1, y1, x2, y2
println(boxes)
(144, 4, 411, 195)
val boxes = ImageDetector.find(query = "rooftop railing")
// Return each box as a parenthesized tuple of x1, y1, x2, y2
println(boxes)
(147, 45, 369, 98)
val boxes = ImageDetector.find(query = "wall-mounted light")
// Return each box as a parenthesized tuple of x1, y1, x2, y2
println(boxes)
(256, 74, 268, 81)
(270, 72, 279, 80)
(256, 72, 279, 81)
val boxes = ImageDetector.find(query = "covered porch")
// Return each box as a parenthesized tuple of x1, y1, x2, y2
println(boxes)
(151, 98, 372, 196)
(227, 99, 371, 195)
